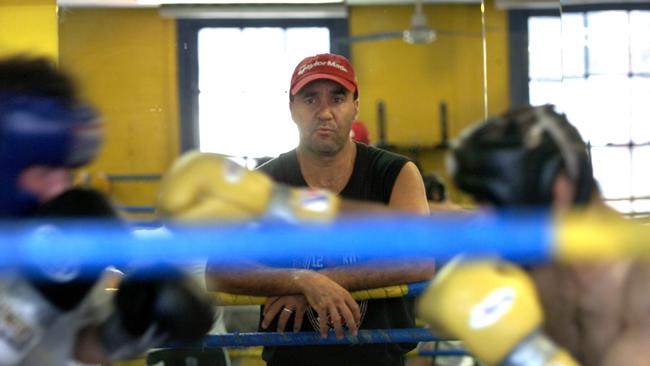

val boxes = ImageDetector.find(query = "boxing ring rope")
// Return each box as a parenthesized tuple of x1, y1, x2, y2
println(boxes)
(225, 346, 470, 359)
(204, 281, 467, 358)
(212, 281, 429, 305)
(205, 281, 464, 358)
(117, 205, 156, 214)
(2, 211, 647, 270)
(11, 214, 571, 360)
(168, 328, 449, 348)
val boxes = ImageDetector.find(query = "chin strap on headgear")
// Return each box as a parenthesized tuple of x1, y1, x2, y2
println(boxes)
(0, 94, 102, 216)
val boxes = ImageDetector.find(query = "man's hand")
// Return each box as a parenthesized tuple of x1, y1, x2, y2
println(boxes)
(293, 270, 360, 339)
(262, 295, 309, 333)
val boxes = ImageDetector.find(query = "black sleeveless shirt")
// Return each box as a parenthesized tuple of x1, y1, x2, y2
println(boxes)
(257, 142, 417, 366)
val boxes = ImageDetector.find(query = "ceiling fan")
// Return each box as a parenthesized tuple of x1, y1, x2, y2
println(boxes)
(336, 0, 483, 45)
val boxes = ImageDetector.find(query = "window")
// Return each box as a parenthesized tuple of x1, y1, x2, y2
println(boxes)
(198, 27, 330, 159)
(525, 7, 650, 216)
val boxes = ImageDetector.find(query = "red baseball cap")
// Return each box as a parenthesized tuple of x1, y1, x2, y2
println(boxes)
(350, 120, 370, 145)
(290, 53, 358, 96)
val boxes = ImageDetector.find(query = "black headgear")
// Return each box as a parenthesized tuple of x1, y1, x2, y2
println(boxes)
(423, 173, 447, 202)
(447, 105, 594, 206)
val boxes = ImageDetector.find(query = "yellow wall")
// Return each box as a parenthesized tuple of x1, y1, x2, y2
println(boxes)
(0, 0, 58, 59)
(58, 8, 178, 212)
(350, 1, 509, 203)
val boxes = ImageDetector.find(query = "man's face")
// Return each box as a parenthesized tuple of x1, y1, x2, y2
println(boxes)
(290, 79, 359, 156)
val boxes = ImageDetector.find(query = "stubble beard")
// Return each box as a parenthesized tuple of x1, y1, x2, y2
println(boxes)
(303, 133, 345, 157)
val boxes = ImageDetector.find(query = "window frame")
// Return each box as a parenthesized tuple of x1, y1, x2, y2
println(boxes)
(508, 3, 650, 216)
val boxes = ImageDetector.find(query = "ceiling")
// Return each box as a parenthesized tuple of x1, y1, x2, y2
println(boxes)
(57, 0, 649, 8)
(57, 0, 483, 7)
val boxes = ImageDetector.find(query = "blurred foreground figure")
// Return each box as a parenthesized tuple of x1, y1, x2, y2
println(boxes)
(418, 105, 650, 366)
(0, 56, 214, 365)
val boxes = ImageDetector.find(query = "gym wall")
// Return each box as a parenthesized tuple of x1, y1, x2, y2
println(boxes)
(0, 0, 58, 59)
(59, 8, 179, 215)
(53, 2, 508, 210)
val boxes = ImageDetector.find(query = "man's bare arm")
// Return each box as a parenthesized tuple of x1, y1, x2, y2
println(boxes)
(319, 259, 435, 291)
(208, 257, 434, 295)
(388, 162, 430, 215)
(206, 262, 318, 295)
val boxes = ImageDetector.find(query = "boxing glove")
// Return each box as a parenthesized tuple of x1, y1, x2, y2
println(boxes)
(157, 151, 339, 222)
(0, 188, 126, 364)
(417, 258, 579, 366)
(98, 264, 215, 361)
(0, 274, 63, 365)
(28, 188, 126, 311)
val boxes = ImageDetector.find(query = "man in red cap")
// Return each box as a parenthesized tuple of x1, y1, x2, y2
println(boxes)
(208, 53, 432, 366)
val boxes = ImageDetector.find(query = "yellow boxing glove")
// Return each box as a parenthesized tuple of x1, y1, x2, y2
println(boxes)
(417, 258, 580, 366)
(157, 151, 340, 222)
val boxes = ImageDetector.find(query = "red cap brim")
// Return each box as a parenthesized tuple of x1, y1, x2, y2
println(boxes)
(291, 73, 357, 95)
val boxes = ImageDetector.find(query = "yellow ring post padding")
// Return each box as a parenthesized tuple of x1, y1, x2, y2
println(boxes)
(227, 346, 263, 358)
(555, 210, 650, 262)
(211, 283, 410, 305)
(109, 357, 146, 366)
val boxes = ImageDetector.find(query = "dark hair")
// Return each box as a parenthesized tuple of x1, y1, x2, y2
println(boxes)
(423, 173, 447, 202)
(0, 56, 101, 217)
(0, 56, 78, 106)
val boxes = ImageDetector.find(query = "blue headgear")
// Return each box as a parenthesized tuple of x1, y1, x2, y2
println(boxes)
(448, 105, 594, 207)
(0, 94, 102, 216)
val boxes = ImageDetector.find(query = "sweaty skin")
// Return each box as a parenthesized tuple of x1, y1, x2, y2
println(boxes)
(530, 202, 650, 366)
(602, 260, 650, 366)
(532, 260, 631, 365)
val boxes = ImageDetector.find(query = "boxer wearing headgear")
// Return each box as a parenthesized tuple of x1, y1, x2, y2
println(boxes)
(418, 105, 650, 366)
(0, 56, 215, 365)
(447, 104, 595, 207)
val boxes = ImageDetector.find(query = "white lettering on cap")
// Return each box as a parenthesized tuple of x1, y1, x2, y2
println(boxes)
(297, 60, 348, 76)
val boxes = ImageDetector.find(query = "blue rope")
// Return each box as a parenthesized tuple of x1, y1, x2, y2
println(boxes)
(406, 281, 429, 296)
(166, 328, 449, 348)
(418, 349, 469, 357)
(117, 205, 156, 213)
(0, 212, 553, 270)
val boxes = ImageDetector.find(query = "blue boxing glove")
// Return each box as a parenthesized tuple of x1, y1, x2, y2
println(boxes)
(98, 265, 216, 361)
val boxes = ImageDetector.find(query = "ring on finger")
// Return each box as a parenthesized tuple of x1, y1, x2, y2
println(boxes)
(282, 307, 294, 314)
